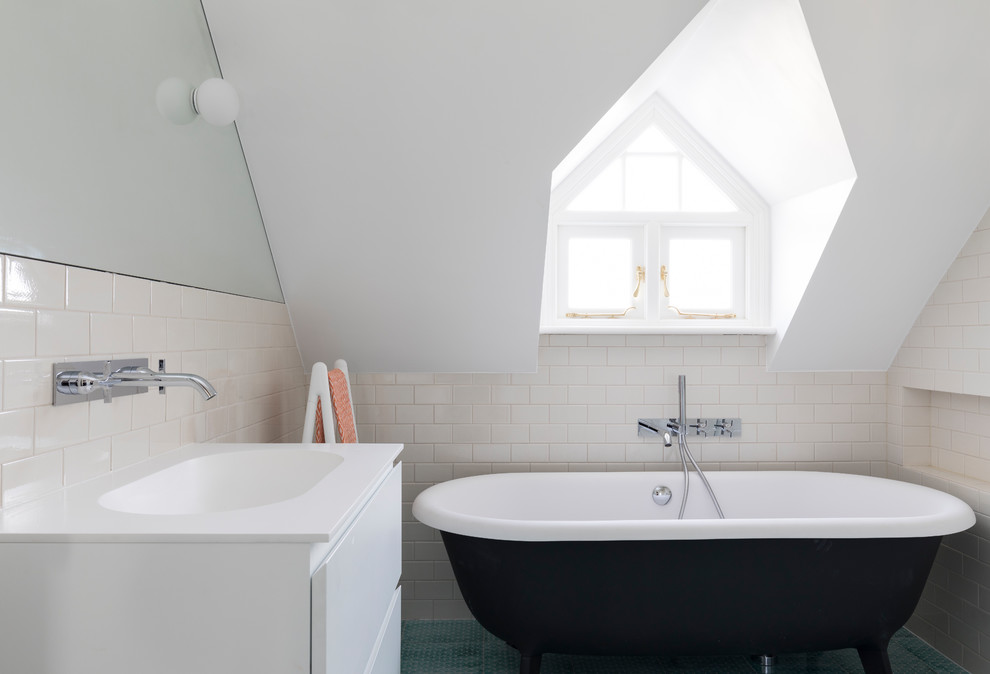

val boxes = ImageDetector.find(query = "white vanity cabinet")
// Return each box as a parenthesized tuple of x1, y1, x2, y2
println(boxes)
(0, 443, 403, 674)
(313, 463, 402, 673)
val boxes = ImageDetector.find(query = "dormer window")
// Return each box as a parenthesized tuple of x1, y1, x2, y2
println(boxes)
(541, 96, 768, 332)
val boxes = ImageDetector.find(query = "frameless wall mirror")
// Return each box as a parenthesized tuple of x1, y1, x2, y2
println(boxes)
(0, 0, 283, 302)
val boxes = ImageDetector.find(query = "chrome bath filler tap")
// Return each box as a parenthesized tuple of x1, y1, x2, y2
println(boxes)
(665, 375, 725, 520)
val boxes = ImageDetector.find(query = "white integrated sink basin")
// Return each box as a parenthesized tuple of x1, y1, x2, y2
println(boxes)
(98, 448, 344, 515)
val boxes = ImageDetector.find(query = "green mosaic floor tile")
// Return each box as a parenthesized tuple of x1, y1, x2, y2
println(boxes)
(402, 620, 965, 673)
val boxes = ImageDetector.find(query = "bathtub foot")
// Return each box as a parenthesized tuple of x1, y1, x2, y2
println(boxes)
(518, 652, 542, 674)
(856, 642, 892, 674)
(758, 654, 776, 672)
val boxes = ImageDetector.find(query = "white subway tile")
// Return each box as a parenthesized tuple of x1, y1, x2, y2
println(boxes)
(434, 444, 472, 463)
(473, 444, 510, 462)
(451, 385, 489, 405)
(133, 316, 167, 352)
(150, 282, 182, 317)
(4, 258, 64, 309)
(0, 308, 36, 358)
(644, 347, 684, 366)
(434, 405, 470, 424)
(529, 386, 568, 405)
(90, 313, 132, 354)
(587, 443, 624, 462)
(3, 359, 53, 410)
(89, 396, 133, 440)
(510, 405, 549, 424)
(607, 347, 645, 366)
(36, 311, 89, 357)
(588, 366, 625, 386)
(587, 335, 625, 347)
(149, 420, 181, 456)
(587, 405, 626, 424)
(606, 386, 643, 405)
(63, 438, 111, 486)
(35, 402, 89, 451)
(566, 424, 606, 443)
(549, 405, 588, 424)
(2, 450, 62, 508)
(451, 425, 490, 444)
(491, 424, 529, 443)
(537, 347, 569, 367)
(549, 444, 587, 462)
(415, 385, 452, 405)
(376, 385, 414, 405)
(815, 404, 852, 423)
(701, 366, 739, 386)
(194, 320, 220, 349)
(684, 347, 721, 366)
(548, 335, 586, 347)
(511, 444, 549, 462)
(569, 347, 606, 366)
(795, 423, 833, 442)
(949, 302, 980, 325)
(491, 386, 529, 405)
(756, 424, 795, 443)
(664, 335, 702, 347)
(0, 408, 33, 462)
(471, 405, 508, 424)
(181, 287, 208, 318)
(529, 424, 567, 443)
(414, 424, 451, 444)
(549, 366, 588, 385)
(758, 385, 795, 404)
(113, 275, 151, 315)
(65, 267, 112, 313)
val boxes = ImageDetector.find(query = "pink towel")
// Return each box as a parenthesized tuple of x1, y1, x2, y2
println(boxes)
(328, 369, 357, 443)
(312, 397, 326, 443)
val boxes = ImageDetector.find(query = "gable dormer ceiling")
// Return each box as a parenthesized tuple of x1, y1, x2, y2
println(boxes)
(202, 0, 990, 373)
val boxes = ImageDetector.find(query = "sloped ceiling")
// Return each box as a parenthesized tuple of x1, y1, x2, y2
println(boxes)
(203, 0, 990, 373)
(201, 0, 706, 372)
(771, 0, 990, 371)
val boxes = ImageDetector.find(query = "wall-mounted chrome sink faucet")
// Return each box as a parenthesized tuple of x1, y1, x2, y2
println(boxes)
(53, 358, 217, 406)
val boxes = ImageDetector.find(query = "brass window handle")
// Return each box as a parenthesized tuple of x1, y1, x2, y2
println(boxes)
(660, 264, 736, 319)
(567, 265, 644, 319)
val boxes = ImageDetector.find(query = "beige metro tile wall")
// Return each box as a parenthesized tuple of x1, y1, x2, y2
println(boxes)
(0, 255, 307, 508)
(882, 209, 990, 673)
(351, 334, 888, 620)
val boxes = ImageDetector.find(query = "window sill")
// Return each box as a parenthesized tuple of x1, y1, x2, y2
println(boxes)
(539, 322, 776, 336)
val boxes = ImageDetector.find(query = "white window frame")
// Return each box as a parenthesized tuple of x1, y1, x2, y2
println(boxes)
(557, 224, 644, 317)
(541, 94, 769, 333)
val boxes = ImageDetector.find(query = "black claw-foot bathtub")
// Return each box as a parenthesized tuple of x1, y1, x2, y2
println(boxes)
(413, 470, 974, 674)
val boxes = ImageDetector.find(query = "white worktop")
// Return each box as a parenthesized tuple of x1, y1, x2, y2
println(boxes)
(0, 442, 402, 545)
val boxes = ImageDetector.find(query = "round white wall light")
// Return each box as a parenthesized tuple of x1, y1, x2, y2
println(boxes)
(193, 78, 240, 127)
(156, 77, 240, 127)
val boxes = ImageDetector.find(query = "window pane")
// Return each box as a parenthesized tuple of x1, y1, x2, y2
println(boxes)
(624, 155, 679, 211)
(681, 160, 738, 212)
(668, 239, 732, 310)
(566, 160, 622, 211)
(568, 238, 632, 309)
(626, 125, 679, 153)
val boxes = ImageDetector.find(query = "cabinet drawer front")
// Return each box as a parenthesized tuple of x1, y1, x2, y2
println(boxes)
(312, 464, 401, 674)
(367, 586, 401, 674)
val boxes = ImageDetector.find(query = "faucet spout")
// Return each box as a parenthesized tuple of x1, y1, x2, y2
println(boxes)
(110, 366, 217, 400)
